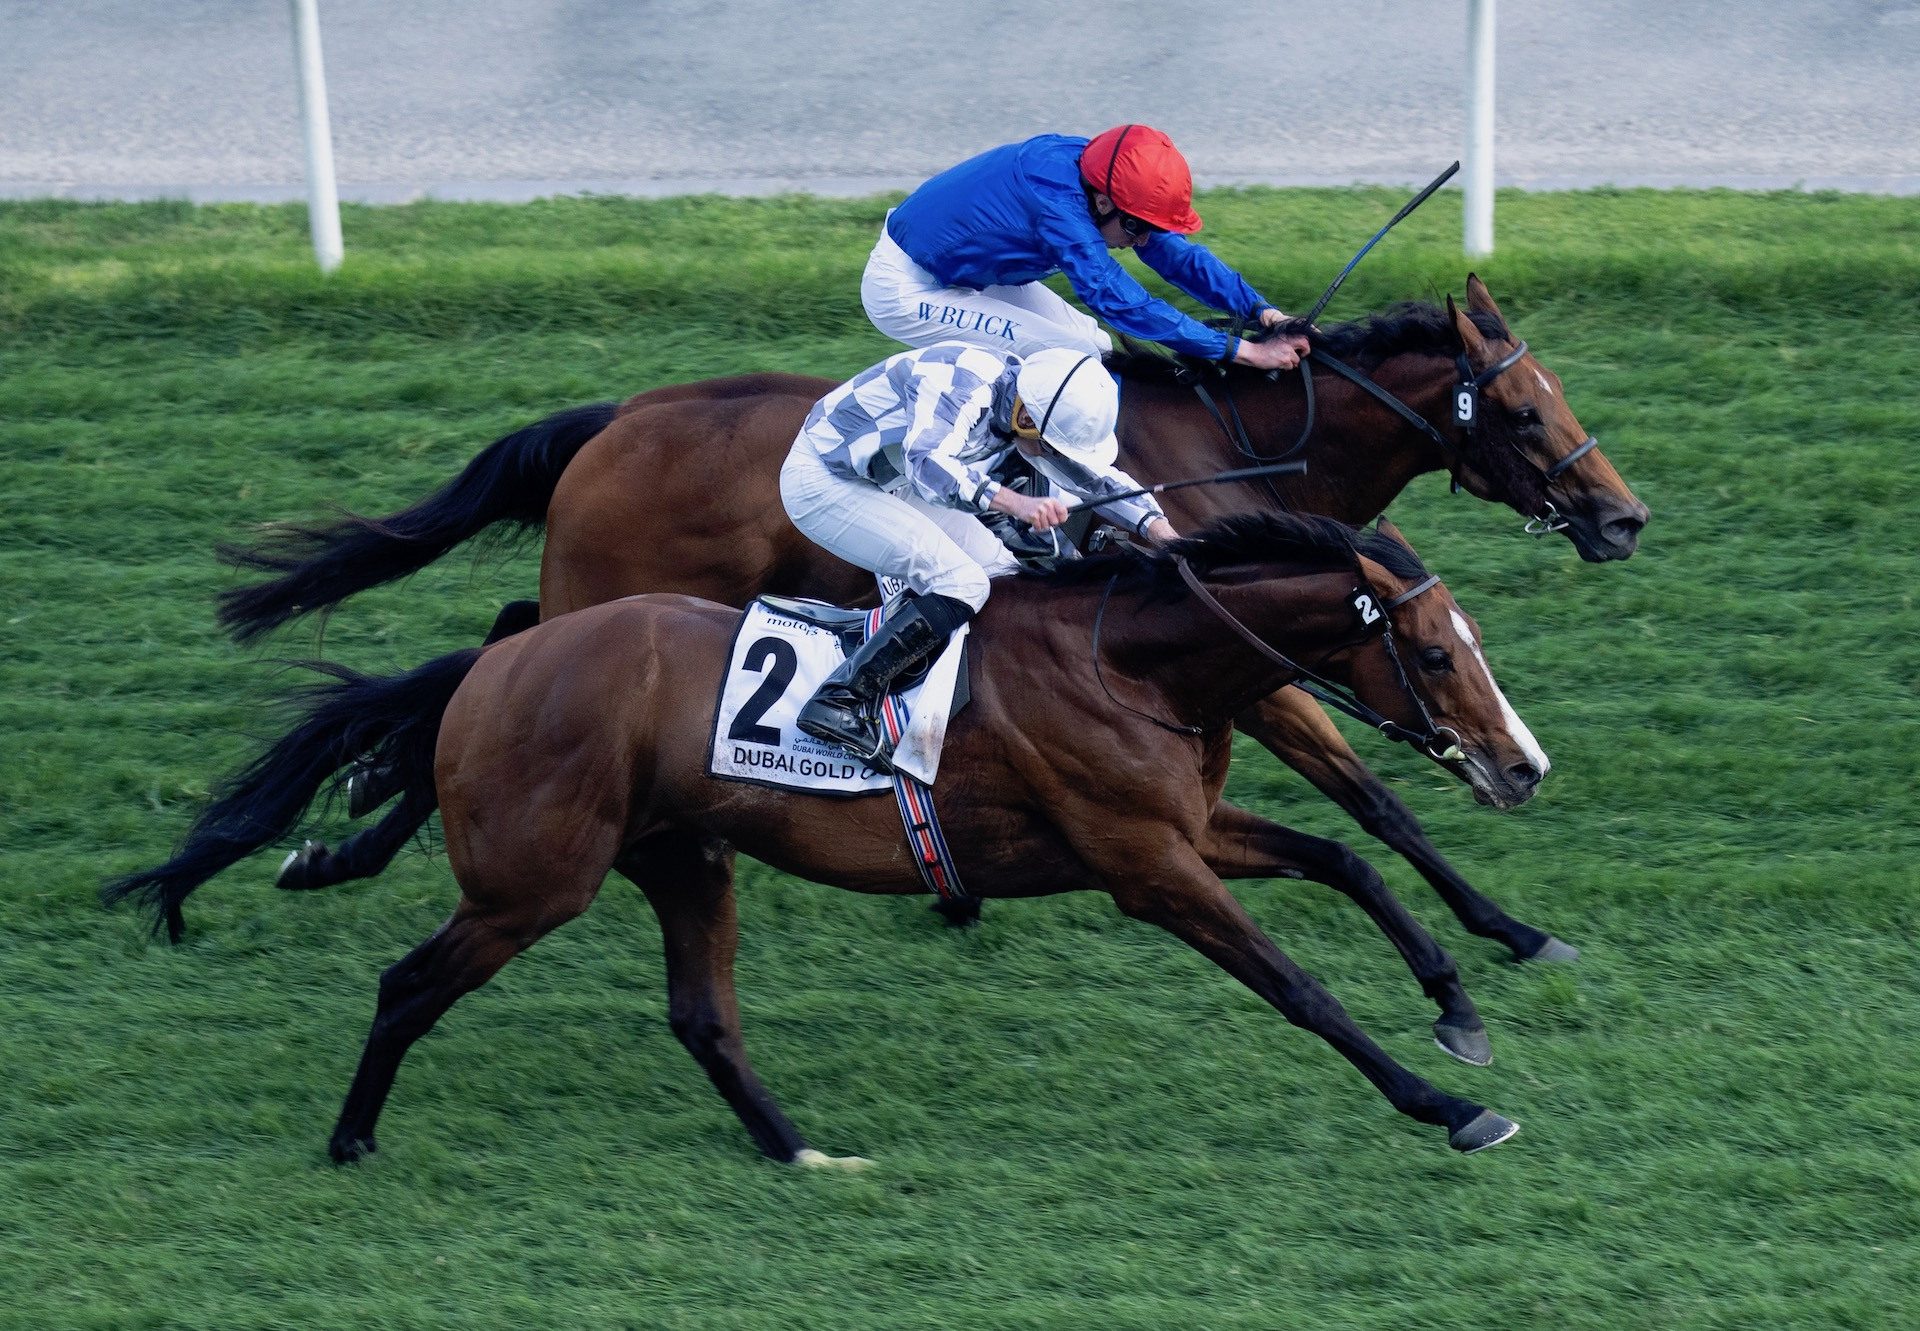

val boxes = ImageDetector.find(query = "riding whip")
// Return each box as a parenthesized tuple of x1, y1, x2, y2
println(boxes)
(1065, 460, 1309, 513)
(1303, 161, 1460, 327)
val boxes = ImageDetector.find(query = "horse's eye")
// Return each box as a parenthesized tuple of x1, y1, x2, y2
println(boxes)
(1512, 405, 1541, 426)
(1420, 647, 1453, 674)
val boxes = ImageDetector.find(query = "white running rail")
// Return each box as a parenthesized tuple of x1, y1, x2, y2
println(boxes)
(290, 0, 343, 272)
(1465, 0, 1496, 256)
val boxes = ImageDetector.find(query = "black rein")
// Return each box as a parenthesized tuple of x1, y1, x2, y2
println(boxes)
(1087, 554, 1460, 760)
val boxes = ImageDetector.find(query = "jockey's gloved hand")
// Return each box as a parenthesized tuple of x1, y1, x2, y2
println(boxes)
(1235, 335, 1305, 372)
(991, 486, 1070, 532)
(982, 509, 1060, 562)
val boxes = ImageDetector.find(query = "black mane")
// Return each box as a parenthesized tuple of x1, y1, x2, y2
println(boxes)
(1173, 511, 1429, 581)
(1104, 301, 1511, 382)
(1028, 511, 1428, 592)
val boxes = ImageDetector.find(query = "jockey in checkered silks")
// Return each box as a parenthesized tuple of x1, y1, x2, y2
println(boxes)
(779, 343, 1179, 765)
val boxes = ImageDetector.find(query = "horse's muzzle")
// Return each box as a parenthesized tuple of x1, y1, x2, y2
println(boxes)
(1563, 494, 1649, 562)
(1459, 749, 1544, 810)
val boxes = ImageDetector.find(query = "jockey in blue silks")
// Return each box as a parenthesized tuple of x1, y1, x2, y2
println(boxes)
(863, 124, 1310, 372)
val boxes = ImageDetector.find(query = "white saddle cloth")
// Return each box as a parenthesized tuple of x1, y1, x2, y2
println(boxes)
(708, 600, 968, 795)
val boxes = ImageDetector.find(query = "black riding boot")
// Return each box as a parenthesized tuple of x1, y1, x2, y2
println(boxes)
(795, 594, 965, 766)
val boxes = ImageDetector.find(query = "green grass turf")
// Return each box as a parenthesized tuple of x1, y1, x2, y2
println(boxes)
(2, 188, 1918, 1329)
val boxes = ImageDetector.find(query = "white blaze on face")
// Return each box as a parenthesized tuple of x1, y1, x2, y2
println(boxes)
(1450, 609, 1551, 775)
(1534, 369, 1556, 396)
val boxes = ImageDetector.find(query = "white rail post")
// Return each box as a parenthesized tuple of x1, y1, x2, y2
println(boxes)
(1464, 0, 1496, 257)
(290, 0, 343, 272)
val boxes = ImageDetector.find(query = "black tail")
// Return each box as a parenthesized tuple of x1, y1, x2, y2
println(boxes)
(102, 649, 484, 941)
(216, 401, 619, 644)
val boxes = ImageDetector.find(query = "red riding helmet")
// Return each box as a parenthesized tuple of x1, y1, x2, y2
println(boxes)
(1079, 124, 1203, 234)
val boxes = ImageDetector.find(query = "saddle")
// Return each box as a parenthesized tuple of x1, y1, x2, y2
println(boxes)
(757, 594, 965, 705)
(759, 595, 871, 656)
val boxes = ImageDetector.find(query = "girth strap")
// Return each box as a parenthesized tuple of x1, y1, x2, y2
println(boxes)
(862, 602, 973, 905)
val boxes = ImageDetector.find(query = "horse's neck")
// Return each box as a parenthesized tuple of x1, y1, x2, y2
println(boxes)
(1307, 355, 1459, 517)
(1090, 568, 1350, 729)
(1118, 358, 1454, 525)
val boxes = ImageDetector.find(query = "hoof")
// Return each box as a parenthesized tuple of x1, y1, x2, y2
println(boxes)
(1522, 936, 1580, 964)
(793, 1148, 873, 1172)
(328, 1132, 377, 1165)
(930, 898, 982, 929)
(1433, 1019, 1494, 1067)
(345, 765, 391, 819)
(1448, 1109, 1520, 1154)
(276, 840, 330, 892)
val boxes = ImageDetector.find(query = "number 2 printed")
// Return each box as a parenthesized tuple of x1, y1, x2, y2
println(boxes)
(727, 636, 799, 745)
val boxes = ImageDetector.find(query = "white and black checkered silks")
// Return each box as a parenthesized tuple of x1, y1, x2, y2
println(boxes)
(781, 343, 1158, 612)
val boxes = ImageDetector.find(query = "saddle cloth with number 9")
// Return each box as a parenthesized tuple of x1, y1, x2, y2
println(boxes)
(708, 598, 969, 795)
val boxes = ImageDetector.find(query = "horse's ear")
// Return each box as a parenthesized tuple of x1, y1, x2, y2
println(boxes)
(1464, 272, 1505, 321)
(1447, 293, 1487, 356)
(1370, 515, 1420, 566)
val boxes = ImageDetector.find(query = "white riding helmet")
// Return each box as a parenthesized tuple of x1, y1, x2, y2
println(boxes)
(1016, 348, 1119, 469)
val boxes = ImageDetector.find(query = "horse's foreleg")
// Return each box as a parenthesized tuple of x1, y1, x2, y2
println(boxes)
(1105, 840, 1516, 1153)
(620, 835, 861, 1168)
(1235, 690, 1576, 963)
(930, 895, 983, 928)
(329, 894, 582, 1164)
(1198, 800, 1489, 1065)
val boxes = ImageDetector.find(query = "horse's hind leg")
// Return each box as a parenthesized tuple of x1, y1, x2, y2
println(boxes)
(341, 600, 540, 821)
(1236, 692, 1575, 963)
(1199, 800, 1490, 1066)
(328, 890, 591, 1163)
(277, 788, 434, 893)
(618, 835, 864, 1169)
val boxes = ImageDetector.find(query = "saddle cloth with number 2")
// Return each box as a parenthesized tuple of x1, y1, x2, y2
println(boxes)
(708, 597, 969, 795)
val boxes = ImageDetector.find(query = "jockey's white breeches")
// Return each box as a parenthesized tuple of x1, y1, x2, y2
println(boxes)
(861, 216, 1113, 360)
(780, 440, 1018, 612)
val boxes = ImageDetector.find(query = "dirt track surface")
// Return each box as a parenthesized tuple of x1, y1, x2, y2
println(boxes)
(5, 0, 1918, 200)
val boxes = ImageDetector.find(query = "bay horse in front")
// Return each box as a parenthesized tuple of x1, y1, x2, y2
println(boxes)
(115, 514, 1544, 1164)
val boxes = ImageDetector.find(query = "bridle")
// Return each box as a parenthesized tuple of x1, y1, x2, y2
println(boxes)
(1184, 332, 1600, 537)
(1090, 554, 1464, 762)
(1318, 339, 1600, 535)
